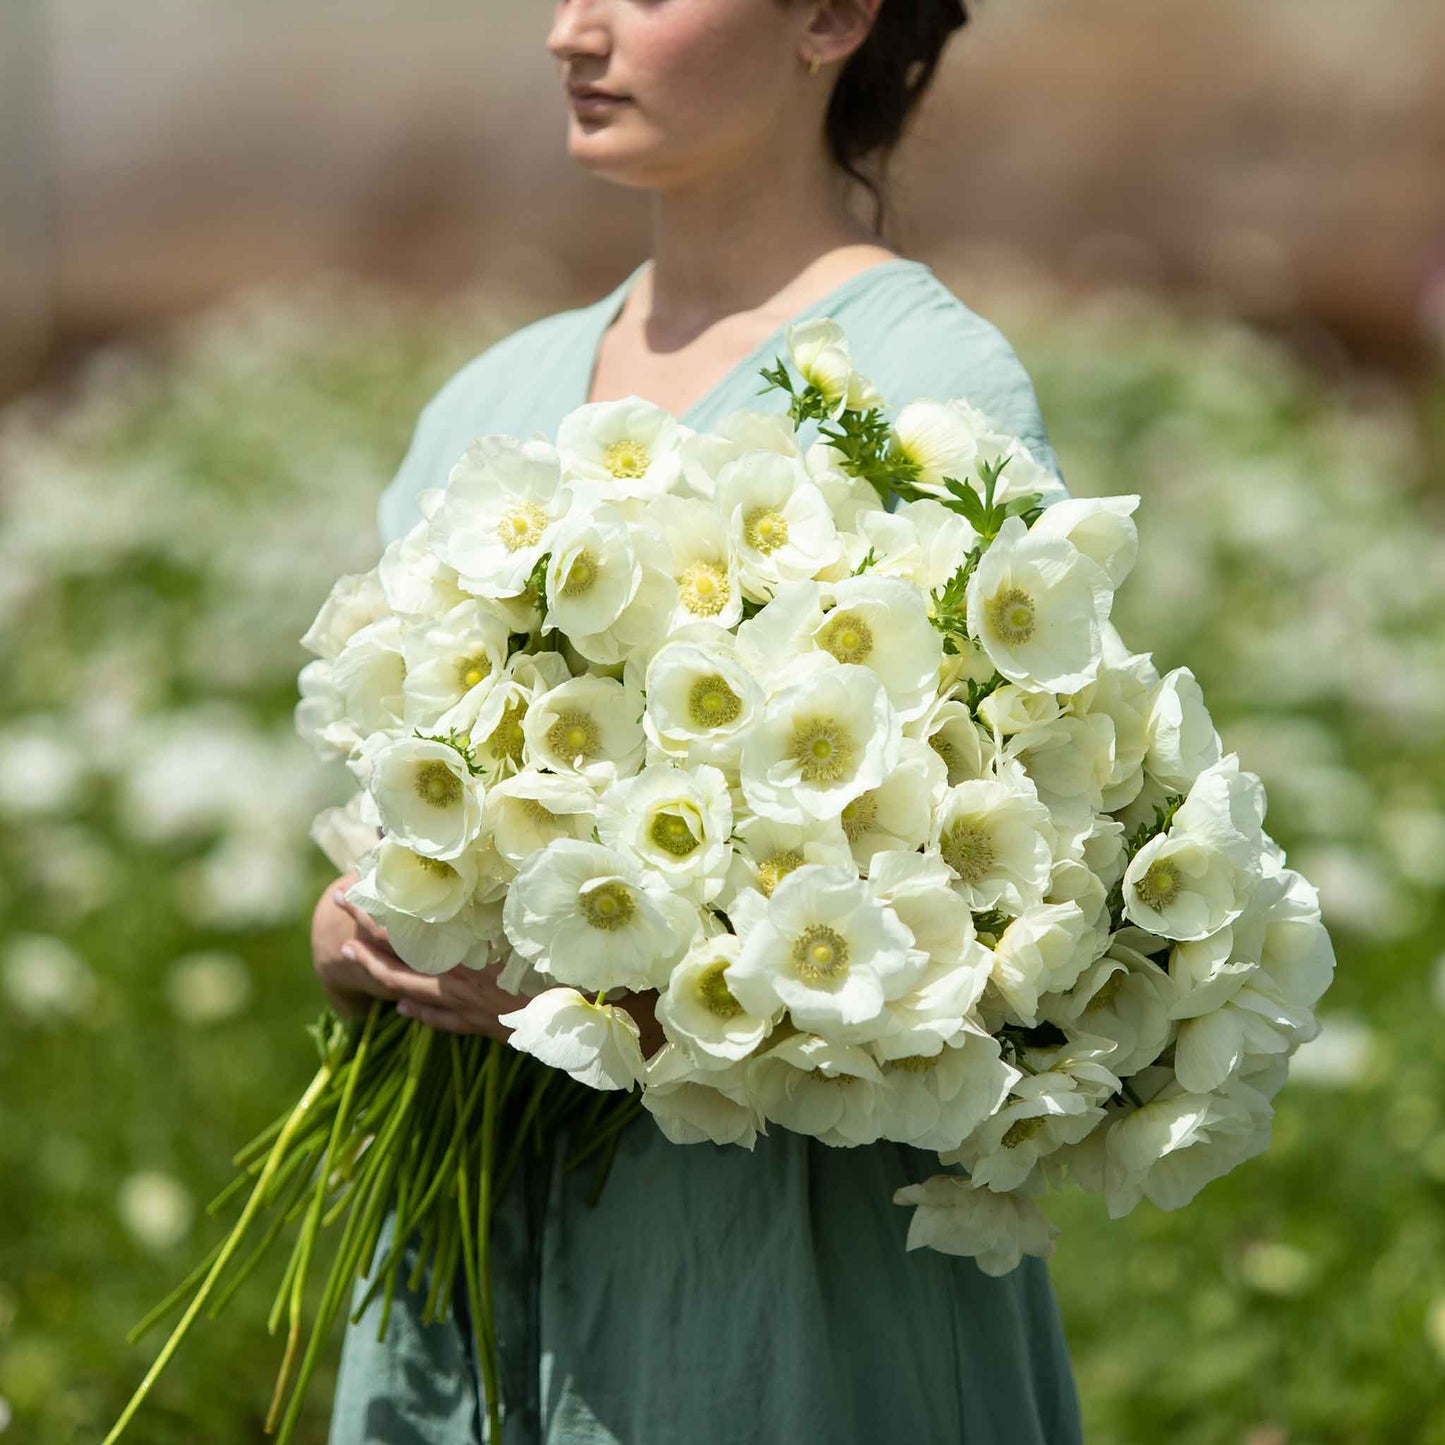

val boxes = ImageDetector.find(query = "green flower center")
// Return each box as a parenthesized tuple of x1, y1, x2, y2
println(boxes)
(940, 819, 996, 885)
(499, 502, 548, 553)
(790, 716, 854, 783)
(520, 796, 558, 825)
(414, 760, 462, 809)
(415, 855, 458, 880)
(1001, 1113, 1048, 1149)
(839, 791, 878, 842)
(885, 1054, 937, 1075)
(678, 559, 730, 618)
(756, 848, 803, 897)
(687, 674, 742, 729)
(791, 923, 850, 983)
(604, 438, 650, 479)
(818, 609, 874, 666)
(484, 699, 527, 765)
(1135, 860, 1181, 911)
(986, 585, 1036, 647)
(560, 547, 600, 598)
(695, 960, 744, 1020)
(545, 709, 601, 763)
(455, 652, 492, 691)
(1088, 968, 1127, 1011)
(743, 505, 789, 555)
(648, 808, 701, 858)
(580, 880, 636, 931)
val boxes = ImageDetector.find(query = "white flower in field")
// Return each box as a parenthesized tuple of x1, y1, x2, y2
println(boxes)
(595, 763, 733, 902)
(427, 434, 569, 596)
(907, 696, 994, 788)
(929, 769, 1054, 914)
(715, 814, 854, 910)
(641, 628, 764, 768)
(483, 769, 597, 866)
(502, 839, 697, 992)
(726, 863, 919, 1040)
(555, 396, 684, 503)
(165, 950, 252, 1026)
(1144, 667, 1221, 792)
(300, 567, 387, 659)
(117, 1170, 194, 1253)
(747, 1031, 885, 1144)
(739, 664, 900, 824)
(872, 1024, 1020, 1151)
(458, 650, 571, 774)
(1100, 1070, 1274, 1218)
(676, 408, 802, 501)
(366, 735, 485, 860)
(523, 674, 645, 787)
(376, 520, 473, 623)
(498, 986, 646, 1090)
(646, 493, 744, 629)
(1027, 494, 1141, 589)
(2, 934, 98, 1021)
(715, 450, 841, 599)
(965, 515, 1114, 693)
(1124, 754, 1266, 940)
(838, 736, 944, 868)
(331, 615, 407, 744)
(893, 1174, 1059, 1276)
(346, 840, 483, 974)
(655, 932, 777, 1066)
(985, 901, 1093, 1027)
(942, 1069, 1110, 1193)
(887, 397, 982, 499)
(640, 1045, 762, 1147)
(400, 598, 511, 730)
(1045, 944, 1174, 1078)
(785, 316, 883, 416)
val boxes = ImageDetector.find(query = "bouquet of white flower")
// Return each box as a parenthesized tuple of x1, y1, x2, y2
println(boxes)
(105, 317, 1335, 1442)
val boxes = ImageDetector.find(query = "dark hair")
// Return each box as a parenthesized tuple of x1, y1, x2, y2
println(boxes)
(814, 0, 972, 237)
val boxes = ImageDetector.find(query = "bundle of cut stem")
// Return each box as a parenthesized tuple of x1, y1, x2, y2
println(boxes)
(102, 999, 642, 1444)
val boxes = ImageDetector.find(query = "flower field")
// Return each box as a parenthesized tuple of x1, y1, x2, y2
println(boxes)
(1, 271, 1441, 1442)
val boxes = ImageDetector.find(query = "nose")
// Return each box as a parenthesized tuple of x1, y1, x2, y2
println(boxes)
(546, 0, 610, 70)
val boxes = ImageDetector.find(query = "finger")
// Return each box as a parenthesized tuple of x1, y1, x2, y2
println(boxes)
(344, 943, 451, 1005)
(332, 890, 392, 946)
(395, 1000, 472, 1034)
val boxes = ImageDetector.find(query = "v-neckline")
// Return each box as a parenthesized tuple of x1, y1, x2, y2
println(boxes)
(579, 255, 931, 426)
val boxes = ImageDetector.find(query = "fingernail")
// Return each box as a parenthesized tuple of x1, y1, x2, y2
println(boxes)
(340, 943, 357, 962)
(332, 889, 350, 907)
(397, 1000, 414, 1016)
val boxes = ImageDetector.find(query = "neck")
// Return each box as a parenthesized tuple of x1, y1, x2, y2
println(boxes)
(638, 139, 886, 341)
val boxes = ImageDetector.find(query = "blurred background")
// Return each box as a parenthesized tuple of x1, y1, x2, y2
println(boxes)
(1, 0, 1443, 1441)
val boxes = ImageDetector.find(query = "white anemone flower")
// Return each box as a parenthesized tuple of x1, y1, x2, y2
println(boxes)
(838, 736, 945, 868)
(714, 814, 854, 911)
(1145, 667, 1222, 791)
(803, 437, 889, 534)
(456, 651, 571, 775)
(886, 397, 982, 499)
(498, 986, 646, 1090)
(739, 664, 900, 824)
(595, 763, 733, 902)
(1066, 651, 1153, 812)
(942, 1069, 1110, 1193)
(502, 838, 698, 992)
(965, 515, 1114, 693)
(640, 1046, 762, 1148)
(641, 628, 764, 768)
(907, 696, 994, 788)
(655, 932, 777, 1066)
(523, 674, 645, 788)
(1045, 944, 1175, 1078)
(676, 408, 803, 502)
(483, 770, 597, 866)
(726, 863, 919, 1040)
(941, 401, 1070, 507)
(366, 735, 486, 860)
(300, 567, 387, 659)
(929, 769, 1054, 913)
(1027, 494, 1141, 589)
(984, 901, 1093, 1028)
(884, 499, 979, 593)
(346, 840, 484, 975)
(295, 659, 354, 762)
(331, 615, 406, 744)
(784, 316, 884, 417)
(747, 1032, 885, 1145)
(892, 1175, 1059, 1276)
(400, 598, 512, 730)
(645, 493, 744, 629)
(427, 434, 569, 596)
(714, 450, 842, 600)
(555, 396, 684, 503)
(873, 1024, 1021, 1151)
(377, 521, 474, 624)
(542, 504, 642, 641)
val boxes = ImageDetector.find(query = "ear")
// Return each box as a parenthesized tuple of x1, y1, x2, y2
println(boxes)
(802, 0, 882, 69)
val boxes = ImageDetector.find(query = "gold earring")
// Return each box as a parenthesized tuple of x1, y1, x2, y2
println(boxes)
(806, 54, 822, 76)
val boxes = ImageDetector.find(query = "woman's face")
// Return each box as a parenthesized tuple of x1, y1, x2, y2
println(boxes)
(545, 0, 820, 188)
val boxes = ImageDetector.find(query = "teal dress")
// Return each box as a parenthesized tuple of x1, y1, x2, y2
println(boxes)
(329, 257, 1084, 1445)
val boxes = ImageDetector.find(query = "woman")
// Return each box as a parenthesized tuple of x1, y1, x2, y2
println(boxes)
(312, 0, 1083, 1440)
